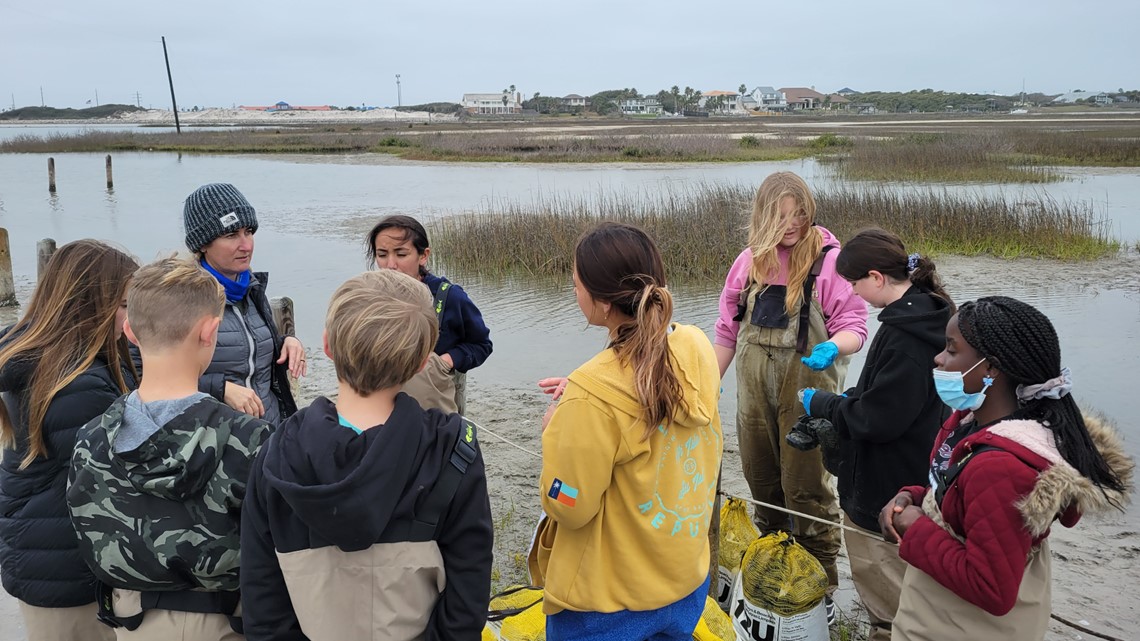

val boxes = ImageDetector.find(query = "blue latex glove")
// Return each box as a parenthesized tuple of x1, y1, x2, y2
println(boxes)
(799, 388, 816, 415)
(801, 341, 839, 371)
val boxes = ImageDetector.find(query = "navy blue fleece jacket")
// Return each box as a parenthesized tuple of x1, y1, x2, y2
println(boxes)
(423, 274, 492, 373)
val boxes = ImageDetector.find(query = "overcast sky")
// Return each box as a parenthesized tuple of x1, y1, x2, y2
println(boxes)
(2, 0, 1136, 109)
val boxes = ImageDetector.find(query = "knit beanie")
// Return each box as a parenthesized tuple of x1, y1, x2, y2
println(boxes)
(182, 183, 259, 253)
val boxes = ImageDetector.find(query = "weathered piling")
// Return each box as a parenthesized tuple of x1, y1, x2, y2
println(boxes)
(36, 238, 57, 282)
(0, 229, 17, 307)
(270, 296, 301, 398)
(106, 155, 114, 189)
(708, 475, 721, 599)
(48, 158, 56, 193)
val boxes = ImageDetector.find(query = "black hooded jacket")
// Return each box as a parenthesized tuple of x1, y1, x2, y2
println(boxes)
(0, 344, 133, 607)
(240, 394, 492, 641)
(809, 286, 952, 531)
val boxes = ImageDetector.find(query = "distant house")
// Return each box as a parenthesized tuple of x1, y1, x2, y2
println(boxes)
(750, 87, 787, 111)
(826, 94, 851, 110)
(699, 90, 742, 114)
(1052, 91, 1111, 105)
(620, 97, 662, 115)
(851, 102, 877, 115)
(562, 94, 587, 108)
(1112, 94, 1132, 103)
(836, 87, 859, 97)
(461, 92, 522, 114)
(780, 87, 827, 110)
(740, 94, 760, 111)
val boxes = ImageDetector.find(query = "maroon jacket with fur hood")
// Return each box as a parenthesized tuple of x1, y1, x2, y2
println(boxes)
(897, 409, 1132, 616)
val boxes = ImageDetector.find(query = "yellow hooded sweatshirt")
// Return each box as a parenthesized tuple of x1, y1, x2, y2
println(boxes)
(535, 323, 723, 615)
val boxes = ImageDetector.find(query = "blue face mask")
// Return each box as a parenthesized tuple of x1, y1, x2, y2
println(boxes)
(932, 358, 994, 411)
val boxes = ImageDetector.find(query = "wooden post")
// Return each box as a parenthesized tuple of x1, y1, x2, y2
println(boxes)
(36, 238, 57, 282)
(270, 296, 301, 399)
(708, 473, 722, 599)
(105, 155, 114, 189)
(48, 157, 56, 193)
(0, 228, 17, 307)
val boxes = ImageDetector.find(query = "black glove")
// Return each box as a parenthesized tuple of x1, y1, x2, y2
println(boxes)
(786, 415, 842, 476)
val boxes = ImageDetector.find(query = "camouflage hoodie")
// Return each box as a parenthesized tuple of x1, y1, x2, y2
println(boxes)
(67, 394, 272, 592)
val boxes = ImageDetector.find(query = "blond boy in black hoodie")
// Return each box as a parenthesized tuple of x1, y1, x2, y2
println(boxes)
(239, 269, 493, 641)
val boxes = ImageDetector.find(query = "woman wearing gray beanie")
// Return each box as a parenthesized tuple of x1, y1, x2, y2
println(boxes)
(181, 183, 301, 424)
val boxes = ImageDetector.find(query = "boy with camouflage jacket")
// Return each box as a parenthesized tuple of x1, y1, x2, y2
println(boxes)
(68, 258, 273, 640)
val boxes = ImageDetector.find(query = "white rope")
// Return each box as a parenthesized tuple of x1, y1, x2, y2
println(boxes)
(719, 491, 884, 541)
(475, 420, 884, 542)
(479, 424, 543, 459)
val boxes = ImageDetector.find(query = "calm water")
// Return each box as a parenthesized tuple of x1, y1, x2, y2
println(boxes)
(0, 124, 273, 140)
(0, 151, 1137, 465)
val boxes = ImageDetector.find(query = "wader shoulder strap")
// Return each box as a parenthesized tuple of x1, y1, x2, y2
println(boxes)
(796, 245, 836, 354)
(410, 419, 478, 540)
(934, 445, 1002, 506)
(433, 281, 452, 324)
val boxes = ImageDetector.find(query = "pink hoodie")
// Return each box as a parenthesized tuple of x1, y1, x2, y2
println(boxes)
(714, 225, 868, 350)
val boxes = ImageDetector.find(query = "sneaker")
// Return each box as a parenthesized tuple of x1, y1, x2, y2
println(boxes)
(825, 595, 836, 626)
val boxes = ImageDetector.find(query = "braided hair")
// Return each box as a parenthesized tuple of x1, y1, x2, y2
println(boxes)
(957, 296, 1125, 495)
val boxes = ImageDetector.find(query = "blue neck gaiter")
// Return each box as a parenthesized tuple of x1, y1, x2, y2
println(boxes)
(201, 260, 252, 304)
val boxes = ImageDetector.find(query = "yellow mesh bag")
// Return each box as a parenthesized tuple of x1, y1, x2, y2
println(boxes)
(716, 496, 760, 610)
(738, 531, 826, 616)
(485, 585, 545, 641)
(719, 497, 761, 572)
(693, 595, 735, 640)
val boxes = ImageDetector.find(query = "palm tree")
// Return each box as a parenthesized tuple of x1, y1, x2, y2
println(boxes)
(671, 85, 680, 114)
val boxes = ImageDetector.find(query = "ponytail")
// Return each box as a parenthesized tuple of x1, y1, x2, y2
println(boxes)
(611, 283, 686, 441)
(908, 255, 956, 314)
(574, 222, 687, 440)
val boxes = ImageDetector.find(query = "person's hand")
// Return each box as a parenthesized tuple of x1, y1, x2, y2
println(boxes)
(538, 377, 570, 401)
(224, 382, 265, 418)
(440, 353, 455, 371)
(277, 336, 307, 378)
(542, 401, 557, 433)
(880, 491, 914, 543)
(892, 506, 924, 539)
(798, 388, 816, 415)
(801, 341, 839, 371)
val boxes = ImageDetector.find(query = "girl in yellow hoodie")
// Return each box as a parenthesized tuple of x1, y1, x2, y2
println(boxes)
(534, 222, 724, 641)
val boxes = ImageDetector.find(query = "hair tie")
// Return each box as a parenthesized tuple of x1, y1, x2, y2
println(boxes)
(906, 253, 921, 273)
(1016, 367, 1072, 402)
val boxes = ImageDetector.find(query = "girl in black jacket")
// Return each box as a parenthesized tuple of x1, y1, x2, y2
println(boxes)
(798, 228, 954, 641)
(0, 240, 138, 641)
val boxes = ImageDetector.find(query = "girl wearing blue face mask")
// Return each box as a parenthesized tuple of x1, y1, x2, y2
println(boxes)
(878, 296, 1131, 641)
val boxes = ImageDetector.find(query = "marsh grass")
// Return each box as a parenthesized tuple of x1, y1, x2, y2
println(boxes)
(400, 132, 809, 162)
(832, 133, 1062, 183)
(1009, 129, 1140, 166)
(433, 183, 1117, 280)
(0, 129, 388, 154)
(0, 128, 812, 162)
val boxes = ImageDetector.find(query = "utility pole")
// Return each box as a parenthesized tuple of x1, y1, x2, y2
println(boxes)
(161, 36, 181, 133)
(135, 92, 142, 107)
(95, 89, 99, 107)
(40, 87, 44, 107)
(395, 74, 402, 108)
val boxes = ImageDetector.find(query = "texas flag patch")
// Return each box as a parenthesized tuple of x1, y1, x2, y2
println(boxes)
(548, 478, 578, 507)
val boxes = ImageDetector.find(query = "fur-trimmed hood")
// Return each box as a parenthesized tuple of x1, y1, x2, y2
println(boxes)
(980, 412, 1134, 538)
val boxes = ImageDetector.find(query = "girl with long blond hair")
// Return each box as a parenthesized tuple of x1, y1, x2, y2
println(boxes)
(713, 172, 867, 620)
(0, 239, 137, 641)
(534, 223, 722, 640)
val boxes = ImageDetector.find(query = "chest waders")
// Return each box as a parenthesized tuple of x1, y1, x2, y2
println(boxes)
(732, 246, 845, 587)
(402, 282, 466, 415)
